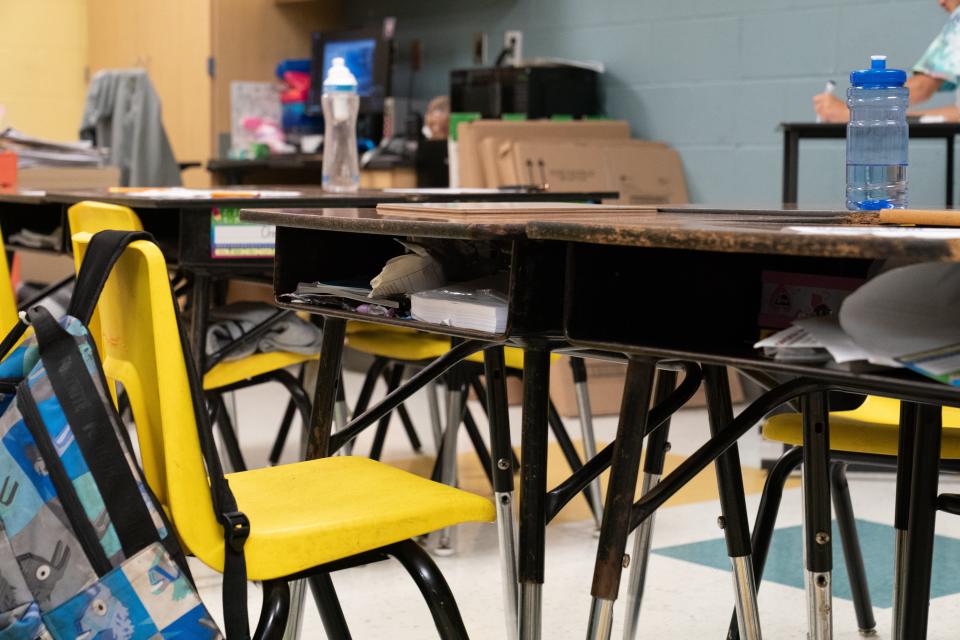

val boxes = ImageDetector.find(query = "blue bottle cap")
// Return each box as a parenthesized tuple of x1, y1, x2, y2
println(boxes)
(850, 55, 907, 88)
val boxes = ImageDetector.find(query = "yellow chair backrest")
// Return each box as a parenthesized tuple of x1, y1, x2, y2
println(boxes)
(0, 228, 19, 332)
(71, 232, 221, 561)
(68, 200, 144, 235)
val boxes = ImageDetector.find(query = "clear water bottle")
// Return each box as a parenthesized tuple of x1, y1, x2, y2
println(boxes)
(846, 55, 909, 210)
(321, 57, 360, 192)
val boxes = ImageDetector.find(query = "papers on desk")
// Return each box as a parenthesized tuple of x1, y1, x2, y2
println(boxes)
(0, 128, 106, 168)
(411, 277, 508, 334)
(119, 187, 302, 199)
(756, 261, 960, 384)
(840, 262, 960, 386)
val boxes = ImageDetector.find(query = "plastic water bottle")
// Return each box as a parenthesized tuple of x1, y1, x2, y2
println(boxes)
(846, 55, 909, 210)
(321, 57, 360, 192)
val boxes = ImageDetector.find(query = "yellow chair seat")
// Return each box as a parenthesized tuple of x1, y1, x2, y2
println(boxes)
(348, 329, 557, 372)
(763, 396, 960, 458)
(190, 456, 495, 580)
(203, 351, 317, 390)
(465, 347, 559, 370)
(346, 330, 451, 362)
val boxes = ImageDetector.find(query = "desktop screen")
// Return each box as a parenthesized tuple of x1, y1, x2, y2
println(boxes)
(322, 38, 377, 97)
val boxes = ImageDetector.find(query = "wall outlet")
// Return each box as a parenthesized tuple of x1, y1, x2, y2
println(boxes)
(472, 32, 488, 65)
(504, 30, 523, 66)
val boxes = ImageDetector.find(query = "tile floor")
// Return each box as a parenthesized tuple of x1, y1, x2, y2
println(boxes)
(188, 369, 960, 638)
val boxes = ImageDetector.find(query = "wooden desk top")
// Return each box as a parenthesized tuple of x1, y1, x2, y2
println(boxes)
(47, 187, 615, 211)
(526, 207, 960, 261)
(0, 189, 52, 205)
(242, 206, 532, 240)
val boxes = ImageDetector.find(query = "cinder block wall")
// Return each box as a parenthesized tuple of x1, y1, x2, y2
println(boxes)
(350, 0, 954, 206)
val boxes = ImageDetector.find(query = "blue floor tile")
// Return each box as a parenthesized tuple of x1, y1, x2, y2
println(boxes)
(653, 519, 960, 607)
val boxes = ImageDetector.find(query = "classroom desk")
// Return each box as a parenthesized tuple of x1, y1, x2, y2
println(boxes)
(780, 121, 960, 206)
(246, 203, 960, 638)
(2, 187, 610, 367)
(241, 204, 648, 640)
(526, 209, 960, 639)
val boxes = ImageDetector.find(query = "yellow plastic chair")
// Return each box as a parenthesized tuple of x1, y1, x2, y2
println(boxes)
(68, 201, 316, 470)
(752, 396, 960, 636)
(0, 227, 19, 333)
(344, 329, 604, 531)
(72, 231, 495, 638)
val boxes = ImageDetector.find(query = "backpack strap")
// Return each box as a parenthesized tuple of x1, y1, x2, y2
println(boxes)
(65, 230, 252, 639)
(68, 230, 154, 326)
(27, 305, 162, 558)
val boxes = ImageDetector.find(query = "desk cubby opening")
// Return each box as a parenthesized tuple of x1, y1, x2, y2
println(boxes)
(563, 243, 873, 357)
(273, 228, 563, 340)
(2, 203, 63, 253)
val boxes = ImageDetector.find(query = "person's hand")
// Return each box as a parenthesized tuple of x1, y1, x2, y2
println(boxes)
(813, 93, 849, 123)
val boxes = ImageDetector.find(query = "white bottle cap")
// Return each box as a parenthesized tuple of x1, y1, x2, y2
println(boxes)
(323, 57, 358, 91)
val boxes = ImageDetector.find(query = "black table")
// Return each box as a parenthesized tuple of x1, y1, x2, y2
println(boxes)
(780, 121, 960, 206)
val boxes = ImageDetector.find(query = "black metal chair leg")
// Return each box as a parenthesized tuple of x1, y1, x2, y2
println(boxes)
(369, 364, 405, 460)
(267, 368, 313, 463)
(831, 462, 877, 636)
(387, 539, 469, 639)
(547, 400, 597, 515)
(378, 366, 422, 452)
(396, 404, 423, 452)
(727, 445, 803, 640)
(471, 373, 520, 469)
(353, 357, 389, 416)
(269, 399, 298, 465)
(309, 573, 352, 640)
(462, 405, 495, 488)
(253, 580, 291, 640)
(210, 393, 247, 472)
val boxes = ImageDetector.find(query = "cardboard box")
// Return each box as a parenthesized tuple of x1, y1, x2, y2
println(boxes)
(549, 355, 744, 417)
(17, 166, 120, 190)
(456, 119, 631, 187)
(498, 139, 689, 205)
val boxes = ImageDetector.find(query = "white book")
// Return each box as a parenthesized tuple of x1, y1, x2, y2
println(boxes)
(411, 278, 508, 334)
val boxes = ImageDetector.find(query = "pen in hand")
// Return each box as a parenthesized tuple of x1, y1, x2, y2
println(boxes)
(816, 80, 836, 123)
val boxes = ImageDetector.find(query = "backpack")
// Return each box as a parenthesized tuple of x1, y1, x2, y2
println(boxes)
(0, 231, 223, 639)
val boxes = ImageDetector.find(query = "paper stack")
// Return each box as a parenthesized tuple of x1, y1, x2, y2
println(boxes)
(411, 278, 508, 334)
(0, 128, 106, 168)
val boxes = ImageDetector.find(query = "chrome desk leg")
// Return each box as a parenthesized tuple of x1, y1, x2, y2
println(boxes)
(518, 347, 552, 640)
(891, 402, 917, 640)
(427, 379, 444, 454)
(570, 358, 603, 529)
(586, 358, 657, 640)
(435, 372, 465, 557)
(622, 472, 659, 640)
(732, 554, 762, 640)
(485, 348, 519, 640)
(280, 579, 307, 640)
(704, 366, 762, 640)
(622, 369, 677, 640)
(802, 392, 832, 640)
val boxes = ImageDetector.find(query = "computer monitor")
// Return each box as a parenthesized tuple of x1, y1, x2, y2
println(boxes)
(309, 27, 392, 115)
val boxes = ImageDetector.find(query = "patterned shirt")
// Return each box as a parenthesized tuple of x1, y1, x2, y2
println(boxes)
(914, 7, 960, 92)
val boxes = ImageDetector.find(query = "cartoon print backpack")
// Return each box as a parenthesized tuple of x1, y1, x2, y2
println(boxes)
(0, 231, 222, 639)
